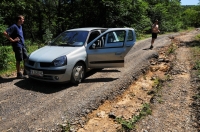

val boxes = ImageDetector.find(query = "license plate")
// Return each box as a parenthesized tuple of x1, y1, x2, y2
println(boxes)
(30, 70, 43, 76)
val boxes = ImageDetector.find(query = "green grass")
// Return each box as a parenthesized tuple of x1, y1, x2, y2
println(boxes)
(116, 103, 152, 131)
(137, 34, 151, 40)
(191, 40, 200, 77)
(0, 43, 43, 76)
(195, 34, 200, 41)
(59, 121, 71, 132)
(167, 43, 177, 54)
(191, 38, 200, 101)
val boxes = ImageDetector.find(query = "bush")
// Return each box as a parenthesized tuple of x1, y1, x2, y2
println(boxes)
(0, 46, 13, 70)
(0, 17, 7, 46)
(43, 28, 53, 43)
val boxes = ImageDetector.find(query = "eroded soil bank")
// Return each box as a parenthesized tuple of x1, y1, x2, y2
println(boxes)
(75, 31, 200, 132)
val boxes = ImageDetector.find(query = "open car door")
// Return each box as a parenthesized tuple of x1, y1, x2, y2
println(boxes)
(86, 28, 136, 68)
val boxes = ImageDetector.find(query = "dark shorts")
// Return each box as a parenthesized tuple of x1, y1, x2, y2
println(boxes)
(152, 33, 158, 39)
(13, 47, 28, 61)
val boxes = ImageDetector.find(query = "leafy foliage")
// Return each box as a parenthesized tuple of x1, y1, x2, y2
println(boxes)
(0, 46, 13, 70)
(183, 6, 200, 27)
(0, 17, 7, 46)
(43, 28, 53, 43)
(0, 0, 199, 40)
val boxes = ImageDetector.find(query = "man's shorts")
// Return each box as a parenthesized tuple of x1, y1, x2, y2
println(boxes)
(13, 47, 28, 61)
(152, 33, 158, 39)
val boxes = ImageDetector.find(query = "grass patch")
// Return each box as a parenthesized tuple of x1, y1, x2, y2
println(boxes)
(195, 34, 200, 41)
(0, 46, 15, 75)
(191, 38, 200, 77)
(152, 77, 163, 92)
(116, 103, 152, 131)
(147, 76, 164, 104)
(0, 43, 43, 76)
(167, 42, 177, 55)
(137, 34, 151, 40)
(192, 94, 200, 100)
(164, 74, 171, 81)
(59, 121, 71, 132)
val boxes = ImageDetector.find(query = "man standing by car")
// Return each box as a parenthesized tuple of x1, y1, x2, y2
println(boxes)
(3, 15, 28, 78)
(150, 19, 160, 49)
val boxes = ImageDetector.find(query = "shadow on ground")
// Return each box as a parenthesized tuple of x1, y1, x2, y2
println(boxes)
(1, 67, 121, 93)
(14, 78, 73, 94)
(0, 76, 16, 83)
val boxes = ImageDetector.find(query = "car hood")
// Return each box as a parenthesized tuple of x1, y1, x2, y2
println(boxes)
(29, 46, 82, 62)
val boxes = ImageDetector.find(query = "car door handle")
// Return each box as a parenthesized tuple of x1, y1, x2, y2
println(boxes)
(126, 44, 131, 47)
(115, 52, 122, 55)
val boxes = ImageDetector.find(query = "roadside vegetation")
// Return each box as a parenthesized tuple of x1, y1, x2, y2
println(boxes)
(0, 42, 39, 75)
(116, 103, 152, 131)
(191, 33, 200, 76)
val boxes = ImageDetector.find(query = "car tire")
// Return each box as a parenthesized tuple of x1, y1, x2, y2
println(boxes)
(71, 62, 85, 84)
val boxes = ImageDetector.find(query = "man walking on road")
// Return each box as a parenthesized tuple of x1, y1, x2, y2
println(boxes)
(150, 19, 160, 49)
(3, 15, 28, 79)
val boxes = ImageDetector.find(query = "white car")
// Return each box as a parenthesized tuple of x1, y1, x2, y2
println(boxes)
(25, 27, 136, 84)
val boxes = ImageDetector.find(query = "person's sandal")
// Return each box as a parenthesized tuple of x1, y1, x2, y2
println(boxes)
(150, 45, 153, 49)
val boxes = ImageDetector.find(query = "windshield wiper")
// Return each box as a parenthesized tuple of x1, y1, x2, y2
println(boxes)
(59, 44, 68, 46)
(58, 43, 76, 46)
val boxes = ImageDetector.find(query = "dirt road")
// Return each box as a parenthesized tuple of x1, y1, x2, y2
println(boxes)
(0, 30, 199, 131)
(77, 30, 200, 132)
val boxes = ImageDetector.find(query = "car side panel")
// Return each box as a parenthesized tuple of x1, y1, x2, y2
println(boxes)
(87, 47, 125, 68)
(86, 28, 136, 68)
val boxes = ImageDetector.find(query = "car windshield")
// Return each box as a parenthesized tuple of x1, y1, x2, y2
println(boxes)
(50, 31, 88, 46)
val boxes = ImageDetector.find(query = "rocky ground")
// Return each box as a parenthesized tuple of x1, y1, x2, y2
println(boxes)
(75, 30, 200, 132)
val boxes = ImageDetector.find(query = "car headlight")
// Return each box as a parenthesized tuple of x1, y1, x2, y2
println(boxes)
(52, 56, 67, 67)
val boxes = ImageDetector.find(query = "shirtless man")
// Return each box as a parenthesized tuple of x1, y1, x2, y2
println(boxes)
(150, 19, 160, 49)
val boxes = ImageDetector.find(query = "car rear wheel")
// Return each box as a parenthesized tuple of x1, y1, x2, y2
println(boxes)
(71, 62, 85, 84)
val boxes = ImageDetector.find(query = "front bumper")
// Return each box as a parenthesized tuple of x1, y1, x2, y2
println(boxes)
(25, 66, 70, 82)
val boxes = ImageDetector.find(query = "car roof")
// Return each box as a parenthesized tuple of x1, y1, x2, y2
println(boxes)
(66, 27, 135, 32)
(107, 27, 135, 31)
(67, 27, 108, 31)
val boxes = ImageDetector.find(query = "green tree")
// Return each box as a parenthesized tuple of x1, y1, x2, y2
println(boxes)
(0, 17, 7, 46)
(183, 6, 200, 27)
(0, 0, 198, 43)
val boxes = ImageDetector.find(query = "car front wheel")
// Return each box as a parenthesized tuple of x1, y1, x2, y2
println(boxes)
(71, 62, 85, 84)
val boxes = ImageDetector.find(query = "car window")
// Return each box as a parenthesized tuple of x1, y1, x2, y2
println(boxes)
(127, 30, 134, 41)
(89, 30, 127, 49)
(89, 37, 104, 49)
(87, 31, 100, 43)
(107, 31, 125, 43)
(104, 30, 125, 48)
(50, 31, 88, 46)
